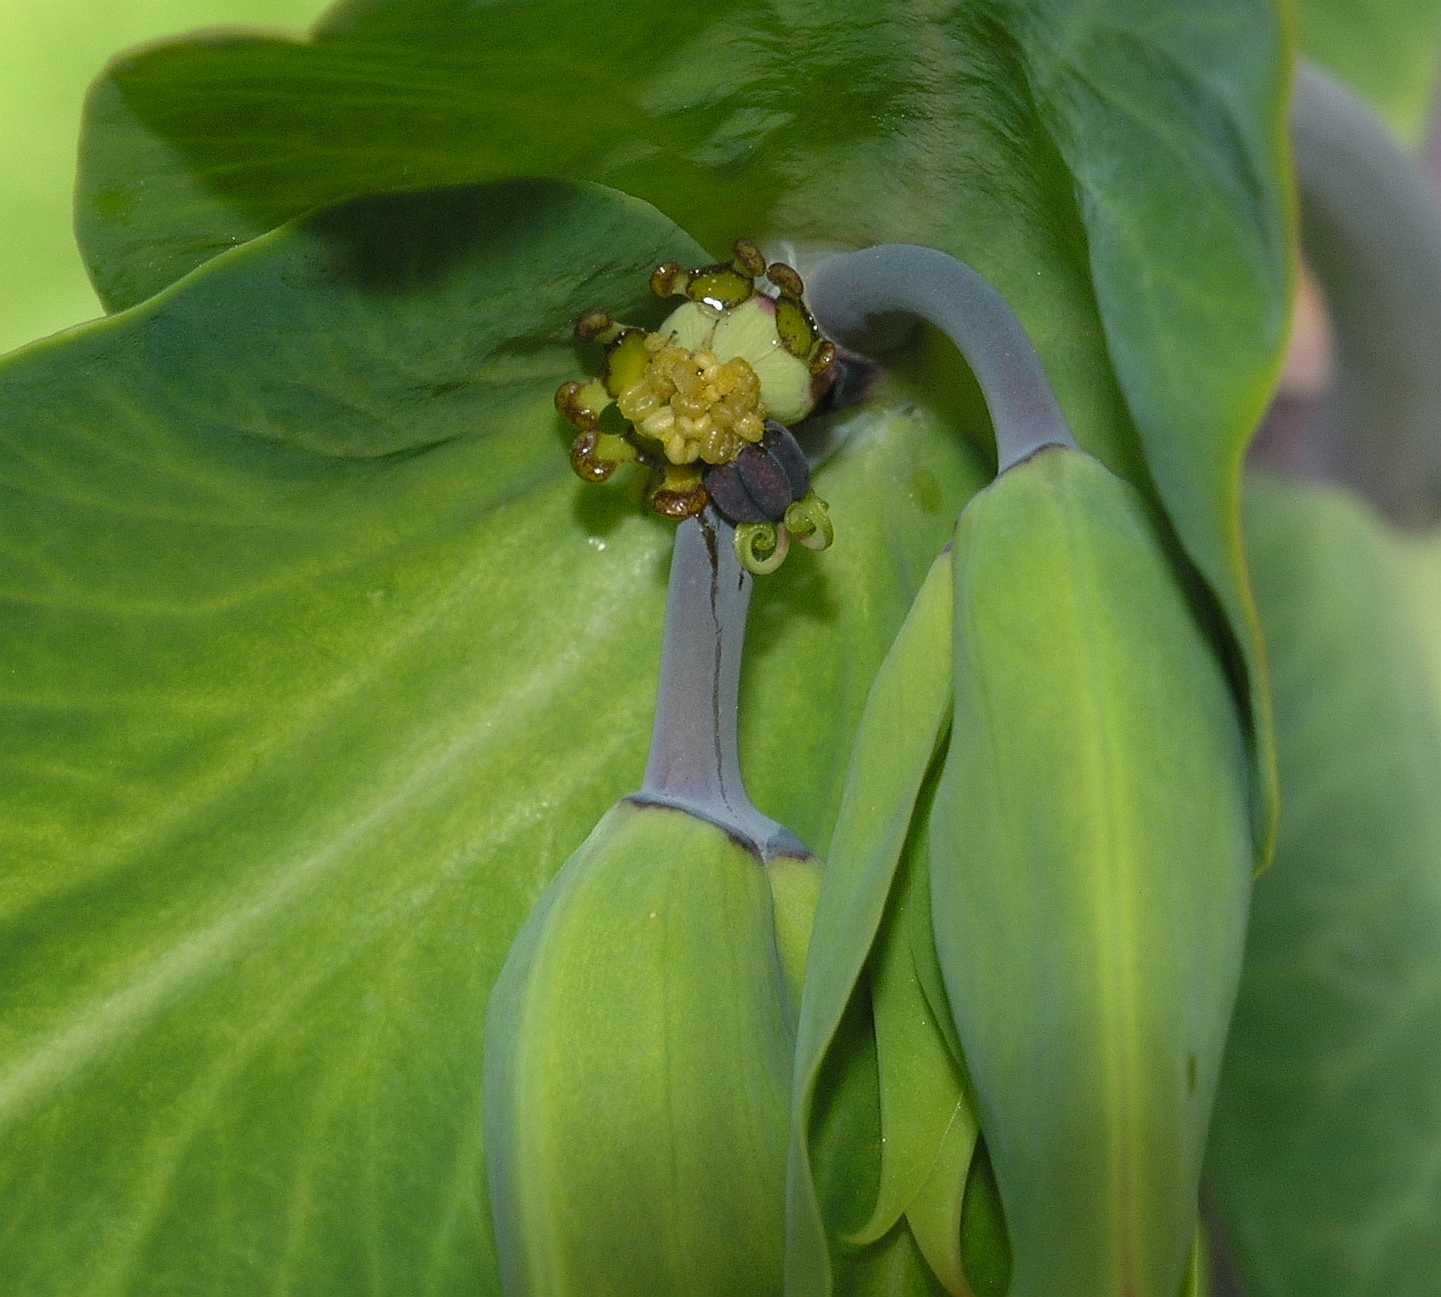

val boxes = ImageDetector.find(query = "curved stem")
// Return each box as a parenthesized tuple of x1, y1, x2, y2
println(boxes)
(637, 509, 807, 860)
(1288, 61, 1441, 526)
(804, 244, 1076, 471)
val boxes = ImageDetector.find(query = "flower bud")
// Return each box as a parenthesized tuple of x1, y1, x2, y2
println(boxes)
(485, 799, 817, 1297)
(931, 445, 1251, 1297)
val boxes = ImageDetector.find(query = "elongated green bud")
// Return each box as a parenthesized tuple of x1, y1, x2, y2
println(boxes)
(486, 800, 800, 1297)
(802, 244, 1242, 1297)
(485, 510, 819, 1296)
(790, 243, 1081, 1297)
(931, 446, 1251, 1297)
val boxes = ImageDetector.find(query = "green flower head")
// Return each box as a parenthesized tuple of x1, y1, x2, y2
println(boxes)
(554, 240, 837, 571)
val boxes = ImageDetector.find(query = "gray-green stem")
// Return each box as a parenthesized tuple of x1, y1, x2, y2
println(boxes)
(1288, 61, 1441, 526)
(804, 244, 1077, 470)
(635, 509, 806, 860)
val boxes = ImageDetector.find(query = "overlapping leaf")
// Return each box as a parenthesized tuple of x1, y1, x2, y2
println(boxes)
(0, 0, 327, 355)
(1297, 0, 1441, 143)
(0, 179, 982, 1296)
(786, 550, 958, 1296)
(1208, 478, 1441, 1297)
(72, 0, 1294, 846)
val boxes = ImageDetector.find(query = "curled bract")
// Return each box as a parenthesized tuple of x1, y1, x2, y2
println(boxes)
(554, 239, 838, 573)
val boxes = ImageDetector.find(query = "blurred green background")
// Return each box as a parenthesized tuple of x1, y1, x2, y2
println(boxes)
(0, 0, 327, 357)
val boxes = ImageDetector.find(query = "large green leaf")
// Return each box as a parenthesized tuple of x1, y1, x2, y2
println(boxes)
(73, 0, 1293, 848)
(0, 179, 980, 1295)
(1298, 0, 1441, 144)
(1207, 477, 1441, 1297)
(0, 0, 327, 355)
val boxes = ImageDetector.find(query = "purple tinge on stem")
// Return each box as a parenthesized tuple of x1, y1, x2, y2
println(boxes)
(634, 507, 808, 862)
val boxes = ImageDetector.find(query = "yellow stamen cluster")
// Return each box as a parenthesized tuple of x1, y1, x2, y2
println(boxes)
(616, 335, 767, 466)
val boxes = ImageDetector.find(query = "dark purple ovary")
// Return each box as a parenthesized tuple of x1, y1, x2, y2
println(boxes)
(703, 421, 812, 525)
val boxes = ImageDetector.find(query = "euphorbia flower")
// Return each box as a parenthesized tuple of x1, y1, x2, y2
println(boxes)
(2, 8, 1297, 1297)
(554, 239, 837, 571)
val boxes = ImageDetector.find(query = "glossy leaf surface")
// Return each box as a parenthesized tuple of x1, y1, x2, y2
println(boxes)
(0, 179, 980, 1295)
(73, 0, 1294, 842)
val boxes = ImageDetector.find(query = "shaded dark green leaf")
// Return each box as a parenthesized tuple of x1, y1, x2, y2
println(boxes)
(74, 1, 1294, 842)
(0, 179, 980, 1295)
(1208, 477, 1441, 1297)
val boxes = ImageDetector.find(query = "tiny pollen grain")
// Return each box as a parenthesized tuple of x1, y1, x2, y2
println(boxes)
(618, 337, 767, 467)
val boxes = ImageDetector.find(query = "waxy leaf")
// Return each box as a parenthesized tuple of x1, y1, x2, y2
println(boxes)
(788, 548, 957, 1297)
(854, 853, 976, 1270)
(74, 0, 1294, 844)
(0, 179, 980, 1295)
(1208, 478, 1441, 1297)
